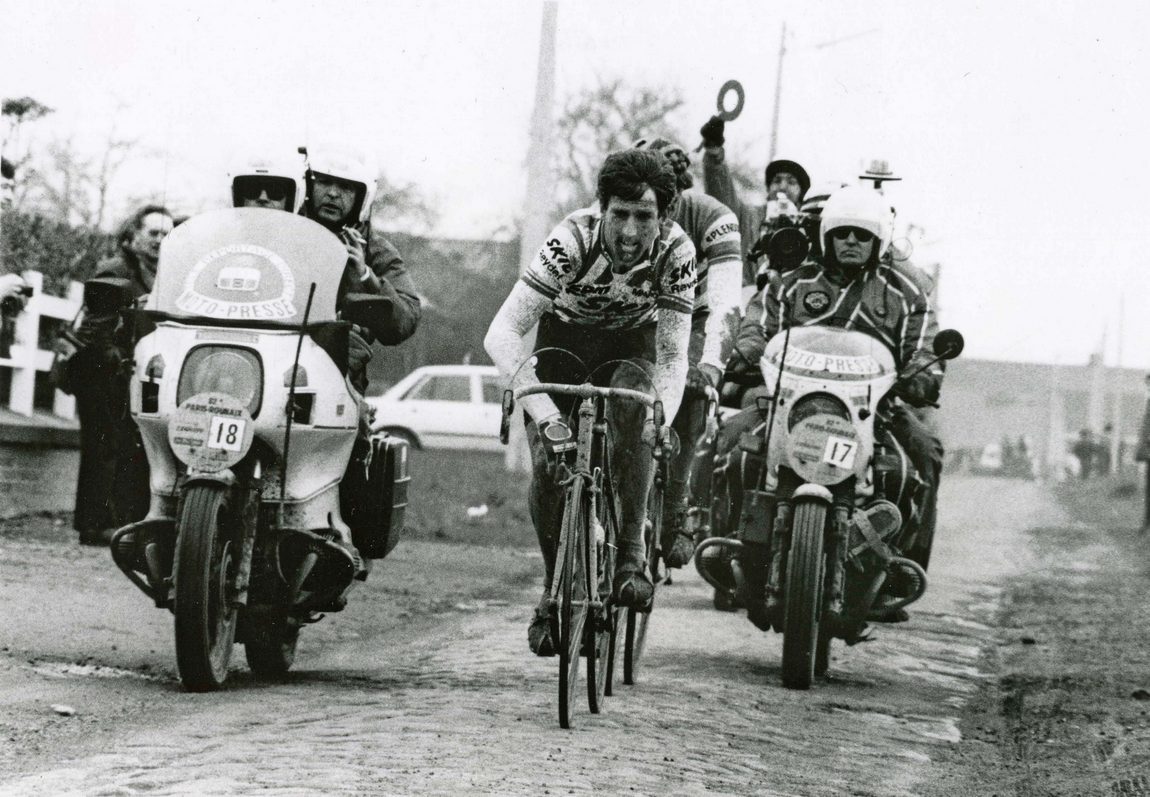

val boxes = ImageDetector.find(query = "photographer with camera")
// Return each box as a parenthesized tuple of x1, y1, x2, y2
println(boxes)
(698, 114, 811, 292)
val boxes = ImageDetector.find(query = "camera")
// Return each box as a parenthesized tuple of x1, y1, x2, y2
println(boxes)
(748, 213, 821, 285)
(0, 284, 33, 316)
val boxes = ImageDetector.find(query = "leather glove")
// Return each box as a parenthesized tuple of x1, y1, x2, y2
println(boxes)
(699, 115, 726, 148)
(686, 363, 722, 397)
(348, 325, 373, 373)
(539, 417, 577, 463)
(641, 419, 680, 457)
(896, 373, 939, 408)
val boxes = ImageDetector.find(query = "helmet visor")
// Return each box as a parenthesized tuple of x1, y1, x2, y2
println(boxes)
(233, 176, 295, 205)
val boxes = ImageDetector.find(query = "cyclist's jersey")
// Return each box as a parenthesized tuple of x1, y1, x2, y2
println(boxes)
(521, 207, 697, 330)
(669, 192, 741, 315)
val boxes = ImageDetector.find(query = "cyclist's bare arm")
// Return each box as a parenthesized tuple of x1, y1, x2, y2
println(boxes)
(701, 258, 742, 370)
(655, 307, 691, 423)
(484, 281, 562, 424)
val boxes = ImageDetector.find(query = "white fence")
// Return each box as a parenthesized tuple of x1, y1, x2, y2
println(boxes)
(0, 270, 83, 419)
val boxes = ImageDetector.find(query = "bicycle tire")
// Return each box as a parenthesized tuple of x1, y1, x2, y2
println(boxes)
(557, 477, 589, 729)
(623, 511, 660, 685)
(587, 478, 617, 713)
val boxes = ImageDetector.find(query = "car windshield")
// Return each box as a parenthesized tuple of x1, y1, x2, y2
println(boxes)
(407, 375, 470, 402)
(147, 208, 347, 326)
(481, 375, 502, 404)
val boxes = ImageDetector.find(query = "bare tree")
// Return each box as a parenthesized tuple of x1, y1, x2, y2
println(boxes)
(553, 78, 761, 215)
(371, 173, 439, 235)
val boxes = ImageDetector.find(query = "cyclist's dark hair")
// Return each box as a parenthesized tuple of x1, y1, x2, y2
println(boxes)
(596, 150, 676, 216)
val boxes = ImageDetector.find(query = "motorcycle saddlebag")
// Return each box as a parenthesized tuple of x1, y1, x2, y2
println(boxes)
(347, 433, 410, 559)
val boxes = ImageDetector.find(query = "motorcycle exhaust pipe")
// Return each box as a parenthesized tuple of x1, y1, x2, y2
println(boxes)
(693, 537, 745, 602)
(866, 556, 928, 619)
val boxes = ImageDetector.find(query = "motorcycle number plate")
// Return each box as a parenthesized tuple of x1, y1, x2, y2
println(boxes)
(168, 392, 255, 472)
(207, 416, 248, 452)
(822, 435, 858, 469)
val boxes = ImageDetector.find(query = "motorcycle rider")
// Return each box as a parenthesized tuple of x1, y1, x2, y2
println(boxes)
(632, 137, 742, 566)
(229, 151, 307, 212)
(484, 148, 696, 655)
(712, 185, 943, 628)
(698, 114, 810, 290)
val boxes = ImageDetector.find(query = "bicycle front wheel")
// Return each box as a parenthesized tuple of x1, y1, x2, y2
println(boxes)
(587, 482, 617, 713)
(557, 477, 590, 729)
(623, 511, 659, 685)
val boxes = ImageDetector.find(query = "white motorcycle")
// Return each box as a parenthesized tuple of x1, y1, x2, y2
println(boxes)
(109, 208, 409, 691)
(697, 323, 962, 689)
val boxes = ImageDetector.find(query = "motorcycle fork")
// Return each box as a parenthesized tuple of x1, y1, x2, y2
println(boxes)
(824, 500, 852, 623)
(228, 481, 262, 609)
(764, 499, 792, 616)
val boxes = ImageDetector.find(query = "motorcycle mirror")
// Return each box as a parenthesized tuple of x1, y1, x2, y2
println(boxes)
(342, 293, 393, 332)
(83, 277, 135, 315)
(932, 329, 964, 360)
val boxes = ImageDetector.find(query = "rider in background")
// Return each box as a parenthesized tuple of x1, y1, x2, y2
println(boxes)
(229, 151, 307, 212)
(300, 142, 421, 394)
(698, 114, 810, 293)
(484, 149, 696, 655)
(632, 137, 741, 566)
(713, 185, 943, 627)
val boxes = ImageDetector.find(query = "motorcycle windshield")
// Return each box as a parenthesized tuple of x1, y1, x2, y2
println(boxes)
(146, 208, 347, 326)
(763, 326, 897, 382)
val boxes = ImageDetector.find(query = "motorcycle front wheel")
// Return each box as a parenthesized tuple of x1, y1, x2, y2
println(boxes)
(781, 498, 827, 690)
(174, 484, 239, 692)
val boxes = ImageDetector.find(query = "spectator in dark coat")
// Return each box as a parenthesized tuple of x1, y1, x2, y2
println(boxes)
(71, 205, 173, 545)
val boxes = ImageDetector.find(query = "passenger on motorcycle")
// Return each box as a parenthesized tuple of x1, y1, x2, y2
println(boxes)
(712, 185, 944, 625)
(484, 149, 696, 656)
(632, 137, 742, 566)
(300, 142, 421, 393)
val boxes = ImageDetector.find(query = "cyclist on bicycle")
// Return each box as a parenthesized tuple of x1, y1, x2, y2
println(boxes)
(632, 137, 742, 567)
(484, 149, 697, 656)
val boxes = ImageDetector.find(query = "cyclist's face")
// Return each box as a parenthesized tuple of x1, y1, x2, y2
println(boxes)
(602, 189, 662, 268)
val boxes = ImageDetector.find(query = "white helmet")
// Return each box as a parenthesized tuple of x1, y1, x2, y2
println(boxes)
(228, 152, 306, 213)
(303, 142, 379, 224)
(819, 185, 894, 260)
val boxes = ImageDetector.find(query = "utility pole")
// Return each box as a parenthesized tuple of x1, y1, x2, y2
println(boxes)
(505, 0, 558, 473)
(767, 22, 786, 165)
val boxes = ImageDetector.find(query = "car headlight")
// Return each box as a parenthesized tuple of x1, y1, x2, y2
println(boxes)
(788, 393, 850, 430)
(178, 345, 263, 417)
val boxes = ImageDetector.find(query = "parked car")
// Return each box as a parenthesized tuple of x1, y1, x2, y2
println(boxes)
(367, 365, 503, 452)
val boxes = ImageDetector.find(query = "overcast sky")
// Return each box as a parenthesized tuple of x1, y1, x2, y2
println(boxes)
(3, 0, 1149, 368)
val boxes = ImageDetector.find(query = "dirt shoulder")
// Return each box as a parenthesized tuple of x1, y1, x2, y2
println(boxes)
(925, 475, 1150, 796)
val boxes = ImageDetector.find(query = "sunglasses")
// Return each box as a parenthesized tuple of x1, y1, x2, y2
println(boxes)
(831, 226, 875, 243)
(235, 177, 291, 203)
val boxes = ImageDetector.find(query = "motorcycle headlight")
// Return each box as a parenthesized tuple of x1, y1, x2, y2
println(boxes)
(178, 345, 263, 417)
(788, 393, 850, 431)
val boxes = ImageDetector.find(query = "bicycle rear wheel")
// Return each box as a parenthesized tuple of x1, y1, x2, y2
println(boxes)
(557, 477, 589, 729)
